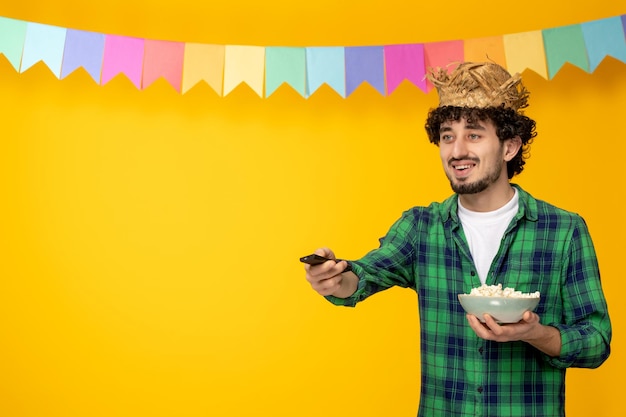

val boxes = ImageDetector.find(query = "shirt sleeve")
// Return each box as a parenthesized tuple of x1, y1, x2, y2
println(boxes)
(325, 209, 418, 307)
(545, 216, 612, 369)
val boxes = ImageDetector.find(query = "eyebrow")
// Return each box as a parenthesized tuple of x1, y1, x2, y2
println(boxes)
(465, 122, 487, 130)
(439, 122, 487, 133)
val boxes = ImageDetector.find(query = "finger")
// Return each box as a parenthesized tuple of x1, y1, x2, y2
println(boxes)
(485, 314, 511, 338)
(309, 260, 341, 278)
(336, 259, 349, 272)
(306, 260, 346, 285)
(466, 314, 492, 338)
(467, 313, 485, 326)
(466, 314, 481, 329)
(482, 314, 504, 335)
(315, 247, 335, 260)
(306, 256, 332, 274)
(314, 275, 342, 296)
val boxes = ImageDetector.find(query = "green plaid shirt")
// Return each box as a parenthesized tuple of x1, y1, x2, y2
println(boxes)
(327, 184, 611, 417)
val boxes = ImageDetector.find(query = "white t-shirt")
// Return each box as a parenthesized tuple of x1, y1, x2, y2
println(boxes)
(457, 189, 519, 284)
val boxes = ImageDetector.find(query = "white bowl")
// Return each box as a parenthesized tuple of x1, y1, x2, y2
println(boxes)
(458, 294, 540, 323)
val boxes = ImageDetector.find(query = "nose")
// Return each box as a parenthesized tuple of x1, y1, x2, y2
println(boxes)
(450, 137, 468, 158)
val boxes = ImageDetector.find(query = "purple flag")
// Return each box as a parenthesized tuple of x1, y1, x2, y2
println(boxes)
(61, 30, 105, 82)
(345, 46, 385, 96)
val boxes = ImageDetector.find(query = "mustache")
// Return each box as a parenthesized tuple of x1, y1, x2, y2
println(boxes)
(448, 157, 480, 165)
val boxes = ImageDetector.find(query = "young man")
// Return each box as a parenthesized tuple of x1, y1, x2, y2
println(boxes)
(304, 62, 611, 417)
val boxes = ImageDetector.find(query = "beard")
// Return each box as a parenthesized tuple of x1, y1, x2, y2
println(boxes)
(447, 158, 504, 195)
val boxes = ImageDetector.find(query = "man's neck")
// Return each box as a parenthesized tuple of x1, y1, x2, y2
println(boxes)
(458, 182, 515, 212)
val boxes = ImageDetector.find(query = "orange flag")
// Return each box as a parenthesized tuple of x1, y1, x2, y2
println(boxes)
(464, 36, 507, 67)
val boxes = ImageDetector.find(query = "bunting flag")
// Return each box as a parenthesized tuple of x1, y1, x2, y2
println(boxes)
(223, 45, 265, 97)
(182, 43, 224, 95)
(423, 40, 464, 91)
(582, 16, 626, 72)
(503, 31, 547, 79)
(543, 24, 590, 79)
(101, 35, 145, 88)
(0, 14, 625, 98)
(385, 44, 427, 94)
(61, 30, 105, 82)
(0, 17, 26, 71)
(306, 47, 345, 97)
(345, 46, 385, 96)
(265, 47, 306, 97)
(21, 22, 66, 77)
(143, 40, 185, 92)
(464, 35, 507, 68)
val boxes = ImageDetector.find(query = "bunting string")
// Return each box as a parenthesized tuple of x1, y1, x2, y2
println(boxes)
(1, 14, 625, 98)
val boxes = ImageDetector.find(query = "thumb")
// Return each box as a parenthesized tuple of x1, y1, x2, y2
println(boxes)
(522, 311, 539, 324)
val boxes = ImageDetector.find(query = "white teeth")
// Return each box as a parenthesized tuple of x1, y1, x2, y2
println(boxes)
(456, 164, 472, 170)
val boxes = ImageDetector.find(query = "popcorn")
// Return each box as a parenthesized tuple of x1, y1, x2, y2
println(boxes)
(468, 283, 540, 298)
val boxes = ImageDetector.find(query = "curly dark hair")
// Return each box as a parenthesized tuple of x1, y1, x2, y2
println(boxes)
(424, 106, 537, 179)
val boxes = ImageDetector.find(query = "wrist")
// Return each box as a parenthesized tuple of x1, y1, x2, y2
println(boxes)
(331, 271, 358, 299)
(525, 324, 562, 357)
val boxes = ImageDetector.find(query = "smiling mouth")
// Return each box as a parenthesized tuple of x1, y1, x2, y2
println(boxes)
(450, 162, 477, 178)
(455, 164, 474, 171)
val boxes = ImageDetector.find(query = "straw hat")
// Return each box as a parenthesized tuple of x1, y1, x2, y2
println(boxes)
(427, 62, 529, 111)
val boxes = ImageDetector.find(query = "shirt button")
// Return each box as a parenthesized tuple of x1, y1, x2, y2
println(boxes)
(470, 271, 476, 276)
(477, 386, 483, 393)
(478, 347, 484, 354)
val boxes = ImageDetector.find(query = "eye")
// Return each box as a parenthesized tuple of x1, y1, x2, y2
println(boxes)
(440, 134, 453, 142)
(468, 133, 481, 140)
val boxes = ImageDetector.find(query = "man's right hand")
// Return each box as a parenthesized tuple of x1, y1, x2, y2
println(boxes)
(304, 248, 358, 298)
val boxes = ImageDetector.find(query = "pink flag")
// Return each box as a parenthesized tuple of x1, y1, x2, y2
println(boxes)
(143, 40, 184, 92)
(101, 35, 145, 88)
(384, 44, 427, 94)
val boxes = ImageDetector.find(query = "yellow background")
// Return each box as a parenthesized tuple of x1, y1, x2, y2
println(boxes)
(0, 1, 624, 416)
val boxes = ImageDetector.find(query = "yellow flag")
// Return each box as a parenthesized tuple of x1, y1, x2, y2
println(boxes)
(223, 45, 265, 97)
(182, 43, 225, 95)
(503, 31, 548, 79)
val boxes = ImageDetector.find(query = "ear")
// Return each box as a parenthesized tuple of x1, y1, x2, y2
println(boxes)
(503, 136, 522, 162)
